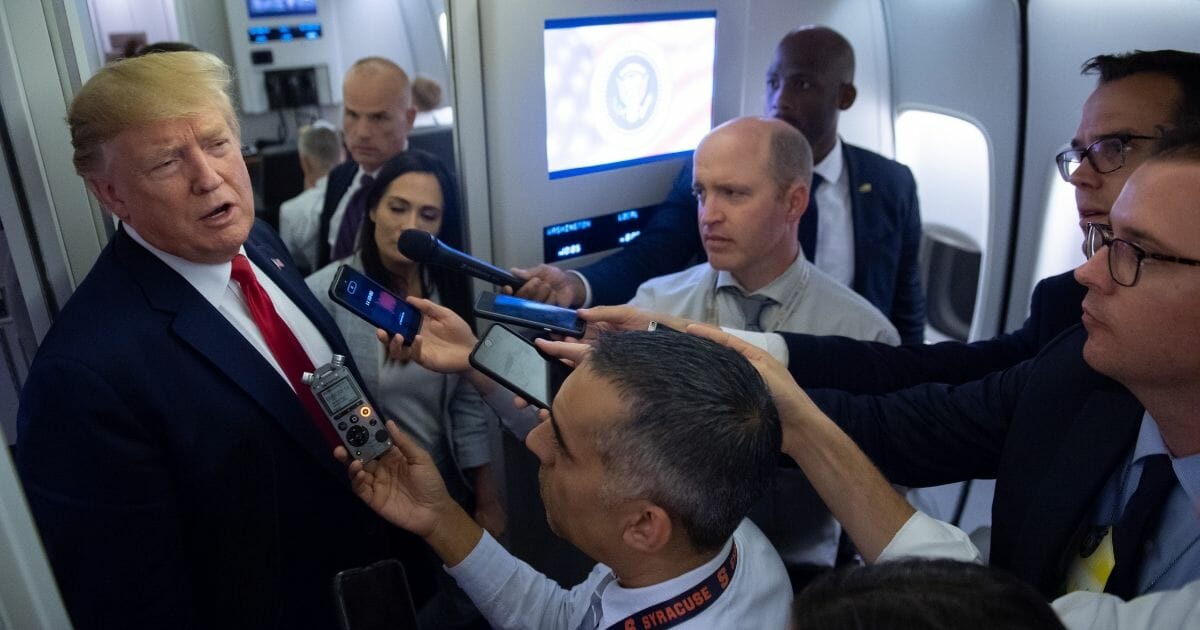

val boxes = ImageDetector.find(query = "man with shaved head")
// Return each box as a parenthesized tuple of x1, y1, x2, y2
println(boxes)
(317, 57, 417, 266)
(627, 116, 897, 588)
(515, 26, 926, 344)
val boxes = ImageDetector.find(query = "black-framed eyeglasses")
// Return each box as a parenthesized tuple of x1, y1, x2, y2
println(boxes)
(1055, 134, 1157, 181)
(1084, 222, 1200, 287)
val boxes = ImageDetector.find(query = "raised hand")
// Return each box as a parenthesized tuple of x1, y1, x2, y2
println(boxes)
(377, 296, 478, 374)
(334, 421, 454, 538)
(576, 305, 695, 341)
(509, 264, 586, 308)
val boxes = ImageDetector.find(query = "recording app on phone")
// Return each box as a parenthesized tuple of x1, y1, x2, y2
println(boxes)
(329, 265, 422, 341)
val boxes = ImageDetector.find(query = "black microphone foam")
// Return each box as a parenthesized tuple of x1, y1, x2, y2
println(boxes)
(397, 229, 525, 289)
(397, 229, 439, 263)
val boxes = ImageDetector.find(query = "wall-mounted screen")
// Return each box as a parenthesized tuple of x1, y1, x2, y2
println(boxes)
(544, 11, 716, 180)
(247, 0, 317, 19)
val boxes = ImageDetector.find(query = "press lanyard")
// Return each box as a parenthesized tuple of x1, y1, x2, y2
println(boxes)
(606, 542, 738, 630)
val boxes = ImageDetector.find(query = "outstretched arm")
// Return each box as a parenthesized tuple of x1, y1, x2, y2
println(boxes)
(687, 325, 916, 562)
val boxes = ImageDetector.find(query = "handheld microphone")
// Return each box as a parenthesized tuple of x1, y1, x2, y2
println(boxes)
(397, 229, 525, 289)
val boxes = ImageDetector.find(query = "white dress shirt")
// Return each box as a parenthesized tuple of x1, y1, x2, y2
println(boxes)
(125, 225, 333, 388)
(811, 138, 855, 287)
(446, 519, 792, 630)
(279, 175, 328, 271)
(880, 511, 1200, 630)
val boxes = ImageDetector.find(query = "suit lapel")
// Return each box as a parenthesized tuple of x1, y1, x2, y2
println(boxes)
(1012, 384, 1144, 594)
(115, 228, 350, 484)
(842, 144, 877, 295)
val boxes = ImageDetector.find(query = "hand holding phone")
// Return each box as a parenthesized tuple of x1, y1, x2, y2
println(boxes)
(328, 265, 423, 345)
(475, 291, 586, 338)
(469, 324, 572, 409)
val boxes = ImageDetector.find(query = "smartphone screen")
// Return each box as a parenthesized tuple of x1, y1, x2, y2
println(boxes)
(469, 324, 571, 409)
(328, 265, 423, 342)
(474, 291, 586, 337)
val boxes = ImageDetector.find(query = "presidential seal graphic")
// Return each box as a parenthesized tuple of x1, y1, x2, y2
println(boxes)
(589, 35, 671, 148)
(607, 55, 657, 130)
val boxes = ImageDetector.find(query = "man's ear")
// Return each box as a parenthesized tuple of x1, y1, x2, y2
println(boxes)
(838, 83, 858, 111)
(85, 174, 129, 221)
(785, 181, 810, 223)
(405, 106, 417, 130)
(621, 502, 673, 554)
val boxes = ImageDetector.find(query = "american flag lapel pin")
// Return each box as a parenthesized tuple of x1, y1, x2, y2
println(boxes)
(272, 258, 286, 270)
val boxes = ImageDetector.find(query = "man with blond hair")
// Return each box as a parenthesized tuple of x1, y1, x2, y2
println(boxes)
(16, 51, 432, 629)
(318, 56, 417, 266)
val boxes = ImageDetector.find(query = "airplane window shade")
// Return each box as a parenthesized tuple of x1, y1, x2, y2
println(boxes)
(895, 110, 990, 342)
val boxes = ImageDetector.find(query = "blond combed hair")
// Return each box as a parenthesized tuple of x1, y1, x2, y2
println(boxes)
(69, 51, 239, 175)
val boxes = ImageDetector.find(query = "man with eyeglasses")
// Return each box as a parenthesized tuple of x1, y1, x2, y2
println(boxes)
(581, 49, 1200, 396)
(803, 120, 1200, 609)
(744, 49, 1200, 395)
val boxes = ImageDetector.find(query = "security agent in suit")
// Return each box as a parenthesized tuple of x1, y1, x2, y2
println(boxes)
(15, 52, 432, 629)
(775, 49, 1200, 394)
(808, 125, 1200, 599)
(515, 26, 927, 344)
(316, 57, 416, 268)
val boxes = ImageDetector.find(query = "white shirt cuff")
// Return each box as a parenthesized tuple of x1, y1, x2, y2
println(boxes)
(877, 511, 982, 564)
(722, 329, 789, 365)
(566, 270, 594, 308)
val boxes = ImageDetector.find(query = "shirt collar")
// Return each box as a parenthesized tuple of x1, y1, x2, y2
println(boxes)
(1136, 412, 1200, 506)
(715, 252, 809, 304)
(813, 137, 844, 185)
(123, 223, 243, 308)
(600, 534, 735, 622)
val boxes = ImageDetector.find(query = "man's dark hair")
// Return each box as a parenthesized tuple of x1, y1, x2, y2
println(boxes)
(1150, 116, 1200, 162)
(793, 559, 1065, 630)
(1083, 50, 1200, 122)
(587, 330, 781, 551)
(357, 149, 473, 323)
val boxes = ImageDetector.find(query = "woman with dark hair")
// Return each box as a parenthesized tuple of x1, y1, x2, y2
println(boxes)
(307, 150, 502, 534)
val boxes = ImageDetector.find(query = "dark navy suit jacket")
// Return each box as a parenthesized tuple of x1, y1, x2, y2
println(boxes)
(16, 222, 431, 629)
(316, 160, 361, 268)
(811, 326, 1146, 598)
(783, 270, 1086, 393)
(577, 143, 927, 343)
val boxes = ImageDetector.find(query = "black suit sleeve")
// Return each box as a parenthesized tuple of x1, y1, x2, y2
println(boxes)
(890, 171, 927, 344)
(809, 353, 1036, 487)
(575, 162, 702, 306)
(17, 359, 199, 629)
(781, 273, 1080, 394)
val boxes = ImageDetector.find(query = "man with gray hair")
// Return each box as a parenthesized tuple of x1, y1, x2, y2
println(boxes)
(280, 122, 343, 272)
(628, 115, 897, 587)
(341, 330, 793, 629)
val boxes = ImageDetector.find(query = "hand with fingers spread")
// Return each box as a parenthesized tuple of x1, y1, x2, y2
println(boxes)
(335, 420, 484, 566)
(509, 264, 586, 308)
(377, 296, 478, 374)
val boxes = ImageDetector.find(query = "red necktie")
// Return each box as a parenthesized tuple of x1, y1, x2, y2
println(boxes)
(230, 254, 340, 449)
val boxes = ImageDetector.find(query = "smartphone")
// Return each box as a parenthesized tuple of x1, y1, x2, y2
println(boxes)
(474, 291, 586, 338)
(469, 324, 571, 409)
(332, 559, 419, 630)
(329, 265, 423, 344)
